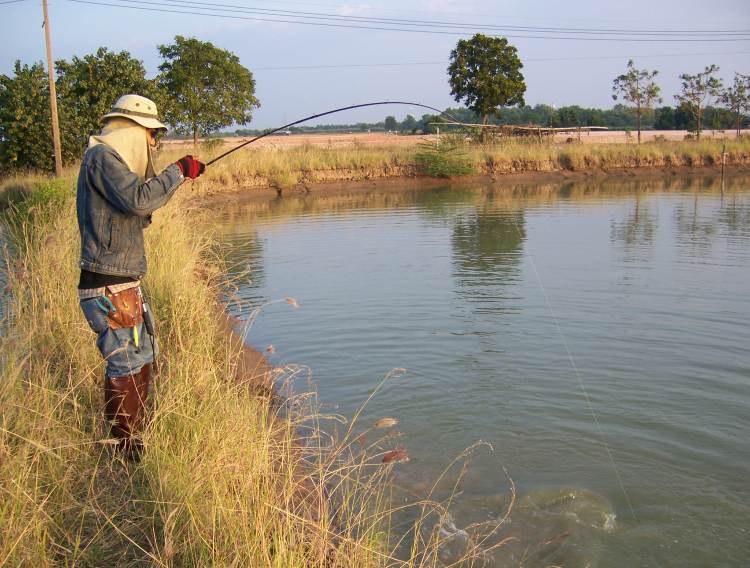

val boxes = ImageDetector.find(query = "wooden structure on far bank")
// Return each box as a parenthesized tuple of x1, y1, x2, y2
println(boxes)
(431, 122, 609, 141)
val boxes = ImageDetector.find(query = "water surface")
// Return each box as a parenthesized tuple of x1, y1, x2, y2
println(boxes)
(215, 175, 750, 566)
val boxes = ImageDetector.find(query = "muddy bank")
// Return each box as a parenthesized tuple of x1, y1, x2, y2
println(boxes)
(190, 163, 750, 208)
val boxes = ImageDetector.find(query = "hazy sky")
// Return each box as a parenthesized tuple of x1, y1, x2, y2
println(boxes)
(2, 0, 749, 128)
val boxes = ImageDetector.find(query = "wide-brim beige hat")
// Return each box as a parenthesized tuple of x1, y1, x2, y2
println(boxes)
(101, 94, 168, 131)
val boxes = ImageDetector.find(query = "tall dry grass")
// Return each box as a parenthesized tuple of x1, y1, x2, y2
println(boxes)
(0, 174, 507, 565)
(153, 137, 750, 195)
(156, 141, 417, 191)
(478, 137, 750, 174)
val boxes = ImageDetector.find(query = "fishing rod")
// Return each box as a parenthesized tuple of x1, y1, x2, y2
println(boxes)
(205, 101, 463, 167)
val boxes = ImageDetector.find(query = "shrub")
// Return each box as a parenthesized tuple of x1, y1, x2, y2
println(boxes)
(201, 138, 225, 153)
(415, 134, 475, 178)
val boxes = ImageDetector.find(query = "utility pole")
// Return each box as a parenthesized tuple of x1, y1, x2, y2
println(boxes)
(42, 0, 62, 176)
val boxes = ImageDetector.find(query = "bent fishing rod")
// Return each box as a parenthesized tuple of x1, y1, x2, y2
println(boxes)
(205, 101, 462, 167)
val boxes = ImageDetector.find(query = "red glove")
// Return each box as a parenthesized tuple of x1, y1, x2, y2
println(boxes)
(176, 155, 206, 179)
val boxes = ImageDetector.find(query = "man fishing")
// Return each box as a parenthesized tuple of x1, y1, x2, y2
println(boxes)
(77, 94, 205, 460)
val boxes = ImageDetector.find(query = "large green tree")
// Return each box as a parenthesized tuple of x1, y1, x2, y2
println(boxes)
(447, 34, 526, 129)
(158, 36, 259, 147)
(612, 60, 662, 144)
(675, 65, 723, 140)
(0, 61, 79, 172)
(56, 47, 165, 149)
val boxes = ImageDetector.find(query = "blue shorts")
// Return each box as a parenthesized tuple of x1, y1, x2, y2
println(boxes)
(80, 296, 156, 377)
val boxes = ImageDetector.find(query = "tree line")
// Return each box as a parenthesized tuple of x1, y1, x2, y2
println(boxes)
(442, 35, 748, 143)
(0, 36, 258, 172)
(2, 32, 749, 173)
(239, 37, 747, 140)
(233, 102, 745, 138)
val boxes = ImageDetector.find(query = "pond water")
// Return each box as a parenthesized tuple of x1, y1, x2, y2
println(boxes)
(214, 174, 750, 567)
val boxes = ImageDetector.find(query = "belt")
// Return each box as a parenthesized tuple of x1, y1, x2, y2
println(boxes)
(77, 280, 141, 300)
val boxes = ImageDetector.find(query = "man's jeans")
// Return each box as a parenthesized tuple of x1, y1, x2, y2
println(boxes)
(80, 296, 155, 377)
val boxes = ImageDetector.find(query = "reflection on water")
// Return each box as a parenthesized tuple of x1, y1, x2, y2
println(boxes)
(674, 194, 718, 258)
(210, 174, 750, 567)
(452, 203, 525, 279)
(610, 194, 657, 261)
(718, 195, 750, 238)
(223, 230, 266, 306)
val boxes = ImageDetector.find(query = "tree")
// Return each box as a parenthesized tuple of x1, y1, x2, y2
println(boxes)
(705, 106, 733, 131)
(0, 61, 79, 171)
(419, 113, 441, 133)
(56, 47, 165, 150)
(158, 36, 259, 147)
(675, 65, 723, 140)
(720, 73, 750, 139)
(654, 106, 675, 130)
(531, 104, 557, 127)
(447, 34, 526, 130)
(557, 106, 584, 127)
(384, 115, 398, 132)
(673, 102, 695, 131)
(400, 114, 417, 133)
(612, 60, 662, 144)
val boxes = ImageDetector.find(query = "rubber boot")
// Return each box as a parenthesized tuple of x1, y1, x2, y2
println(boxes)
(104, 367, 149, 461)
(137, 362, 152, 406)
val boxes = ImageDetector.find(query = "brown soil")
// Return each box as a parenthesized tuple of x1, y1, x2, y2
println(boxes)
(216, 311, 275, 395)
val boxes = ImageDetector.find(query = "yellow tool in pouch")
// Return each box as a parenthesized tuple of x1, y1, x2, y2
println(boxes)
(104, 287, 144, 330)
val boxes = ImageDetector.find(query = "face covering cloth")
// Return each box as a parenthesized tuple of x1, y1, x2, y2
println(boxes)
(89, 117, 156, 181)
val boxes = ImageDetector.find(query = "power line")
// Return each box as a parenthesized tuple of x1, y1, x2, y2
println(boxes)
(112, 0, 750, 36)
(0, 0, 28, 5)
(63, 0, 750, 41)
(152, 0, 745, 29)
(254, 51, 750, 71)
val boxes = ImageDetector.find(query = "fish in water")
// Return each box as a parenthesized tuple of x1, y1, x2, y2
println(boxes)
(382, 448, 410, 464)
(518, 488, 617, 532)
(422, 487, 616, 567)
(374, 417, 399, 429)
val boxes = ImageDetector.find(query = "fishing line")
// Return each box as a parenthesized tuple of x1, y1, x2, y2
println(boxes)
(508, 213, 639, 523)
(206, 100, 462, 166)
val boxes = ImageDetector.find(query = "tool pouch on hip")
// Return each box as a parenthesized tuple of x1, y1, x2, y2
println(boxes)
(105, 287, 144, 330)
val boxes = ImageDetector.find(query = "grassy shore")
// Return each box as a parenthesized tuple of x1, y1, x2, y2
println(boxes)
(155, 137, 750, 194)
(0, 173, 489, 565)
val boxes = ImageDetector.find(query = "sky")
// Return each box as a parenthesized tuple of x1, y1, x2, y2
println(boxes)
(1, 0, 749, 128)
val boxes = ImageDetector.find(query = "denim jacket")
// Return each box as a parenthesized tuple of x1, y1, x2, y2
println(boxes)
(77, 144, 183, 278)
